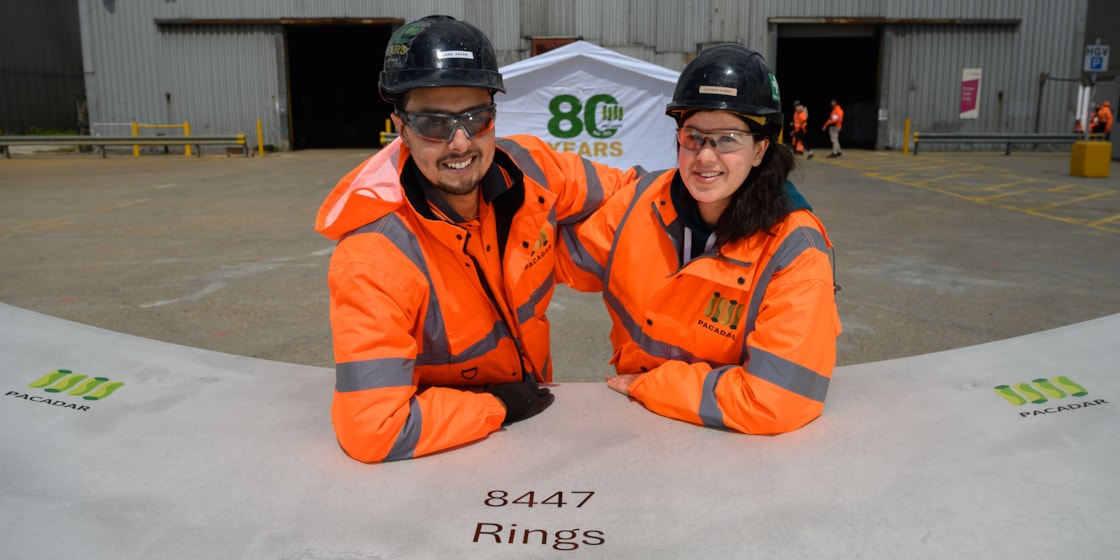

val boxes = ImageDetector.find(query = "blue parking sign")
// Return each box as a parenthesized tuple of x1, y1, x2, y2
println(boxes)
(1084, 45, 1110, 72)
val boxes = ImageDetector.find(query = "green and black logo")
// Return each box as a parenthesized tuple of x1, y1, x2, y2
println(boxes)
(29, 369, 125, 400)
(993, 376, 1085, 406)
(5, 369, 125, 412)
(993, 376, 1109, 418)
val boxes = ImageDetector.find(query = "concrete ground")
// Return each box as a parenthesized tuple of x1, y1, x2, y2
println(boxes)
(1, 146, 1118, 382)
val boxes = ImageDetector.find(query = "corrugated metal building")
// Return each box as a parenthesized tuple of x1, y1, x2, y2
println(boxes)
(7, 1, 1117, 153)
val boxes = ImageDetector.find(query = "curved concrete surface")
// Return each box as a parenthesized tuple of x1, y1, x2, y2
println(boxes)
(2, 302, 1116, 559)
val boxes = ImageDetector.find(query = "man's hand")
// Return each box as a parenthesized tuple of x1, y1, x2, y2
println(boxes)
(485, 380, 555, 425)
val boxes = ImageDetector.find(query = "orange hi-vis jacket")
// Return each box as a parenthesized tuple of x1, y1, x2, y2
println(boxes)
(824, 104, 844, 130)
(315, 136, 636, 462)
(1099, 104, 1113, 133)
(560, 170, 841, 434)
(793, 107, 809, 133)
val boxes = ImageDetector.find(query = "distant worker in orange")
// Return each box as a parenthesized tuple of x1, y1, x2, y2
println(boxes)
(790, 101, 813, 159)
(822, 99, 843, 158)
(1092, 100, 1113, 140)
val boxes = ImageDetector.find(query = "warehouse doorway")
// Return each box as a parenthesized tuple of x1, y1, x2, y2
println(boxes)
(287, 24, 396, 149)
(776, 26, 880, 151)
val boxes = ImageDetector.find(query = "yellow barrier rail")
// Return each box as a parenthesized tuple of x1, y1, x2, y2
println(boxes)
(132, 121, 192, 156)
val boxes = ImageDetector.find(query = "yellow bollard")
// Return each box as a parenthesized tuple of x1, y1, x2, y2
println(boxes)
(903, 118, 911, 154)
(257, 119, 265, 157)
(1070, 141, 1111, 177)
(183, 121, 192, 157)
(131, 121, 140, 156)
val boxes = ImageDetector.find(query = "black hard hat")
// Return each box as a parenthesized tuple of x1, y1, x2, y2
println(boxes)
(666, 44, 783, 138)
(379, 15, 506, 102)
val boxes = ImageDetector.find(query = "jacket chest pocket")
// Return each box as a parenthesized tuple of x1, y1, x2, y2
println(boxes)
(646, 284, 750, 362)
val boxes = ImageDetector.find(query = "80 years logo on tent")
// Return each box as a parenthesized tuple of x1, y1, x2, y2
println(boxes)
(544, 93, 626, 159)
(547, 94, 624, 139)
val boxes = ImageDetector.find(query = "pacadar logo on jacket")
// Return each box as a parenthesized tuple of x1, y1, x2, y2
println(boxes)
(524, 226, 551, 271)
(698, 291, 744, 340)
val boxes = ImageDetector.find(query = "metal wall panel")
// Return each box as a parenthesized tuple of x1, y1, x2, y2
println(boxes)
(880, 2, 1090, 150)
(73, 0, 1097, 152)
(0, 0, 84, 134)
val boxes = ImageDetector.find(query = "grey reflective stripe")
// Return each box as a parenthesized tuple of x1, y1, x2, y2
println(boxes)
(351, 215, 448, 362)
(742, 226, 830, 357)
(602, 288, 701, 364)
(564, 158, 606, 224)
(424, 320, 513, 366)
(603, 172, 664, 293)
(351, 215, 515, 366)
(558, 221, 605, 280)
(498, 138, 549, 191)
(383, 396, 422, 462)
(602, 171, 700, 362)
(516, 277, 551, 324)
(698, 366, 731, 429)
(497, 138, 607, 225)
(747, 346, 830, 403)
(336, 357, 414, 393)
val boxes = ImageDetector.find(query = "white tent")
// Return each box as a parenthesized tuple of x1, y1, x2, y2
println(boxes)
(497, 41, 680, 172)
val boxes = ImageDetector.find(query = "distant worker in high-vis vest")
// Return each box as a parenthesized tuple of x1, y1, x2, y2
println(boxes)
(560, 44, 842, 434)
(790, 100, 813, 158)
(822, 98, 844, 158)
(1092, 100, 1112, 140)
(315, 15, 639, 462)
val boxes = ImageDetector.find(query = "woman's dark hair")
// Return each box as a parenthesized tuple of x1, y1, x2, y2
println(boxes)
(676, 110, 797, 249)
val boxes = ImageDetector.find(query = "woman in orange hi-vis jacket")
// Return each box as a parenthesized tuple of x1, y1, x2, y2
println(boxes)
(559, 44, 841, 434)
(315, 16, 637, 463)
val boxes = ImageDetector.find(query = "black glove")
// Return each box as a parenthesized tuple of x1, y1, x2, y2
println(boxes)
(485, 380, 555, 425)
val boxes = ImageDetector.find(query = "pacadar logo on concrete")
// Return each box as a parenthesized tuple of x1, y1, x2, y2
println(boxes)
(993, 376, 1109, 417)
(546, 94, 624, 158)
(4, 369, 125, 412)
(30, 369, 125, 399)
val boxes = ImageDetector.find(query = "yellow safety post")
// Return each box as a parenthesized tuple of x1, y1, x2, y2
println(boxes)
(131, 121, 140, 156)
(183, 121, 192, 157)
(903, 118, 911, 154)
(1070, 139, 1111, 178)
(256, 119, 265, 157)
(379, 119, 392, 146)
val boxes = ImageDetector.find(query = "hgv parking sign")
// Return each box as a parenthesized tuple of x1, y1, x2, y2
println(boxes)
(1084, 44, 1110, 72)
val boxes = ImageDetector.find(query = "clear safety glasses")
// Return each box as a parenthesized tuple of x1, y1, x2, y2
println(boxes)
(396, 104, 497, 143)
(676, 127, 761, 153)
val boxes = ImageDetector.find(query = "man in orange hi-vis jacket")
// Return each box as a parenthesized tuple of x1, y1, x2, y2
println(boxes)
(1092, 100, 1113, 140)
(822, 99, 844, 158)
(315, 15, 639, 463)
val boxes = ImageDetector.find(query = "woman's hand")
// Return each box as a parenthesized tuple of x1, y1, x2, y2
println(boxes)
(606, 373, 642, 395)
